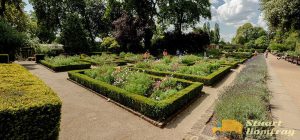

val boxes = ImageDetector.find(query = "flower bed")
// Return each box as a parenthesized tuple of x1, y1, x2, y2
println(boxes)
(68, 66, 203, 121)
(80, 53, 128, 66)
(40, 55, 91, 72)
(133, 57, 232, 85)
(0, 64, 61, 139)
(214, 55, 270, 139)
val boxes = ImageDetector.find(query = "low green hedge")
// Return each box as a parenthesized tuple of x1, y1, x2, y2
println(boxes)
(0, 54, 9, 63)
(41, 60, 91, 72)
(132, 66, 231, 86)
(68, 70, 203, 121)
(0, 64, 61, 139)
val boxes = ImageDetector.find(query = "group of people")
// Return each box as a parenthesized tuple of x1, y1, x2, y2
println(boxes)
(143, 49, 186, 59)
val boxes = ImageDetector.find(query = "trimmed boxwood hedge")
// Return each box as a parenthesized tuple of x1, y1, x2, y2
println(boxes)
(68, 70, 203, 121)
(131, 66, 232, 86)
(0, 54, 9, 63)
(0, 64, 61, 139)
(40, 60, 91, 72)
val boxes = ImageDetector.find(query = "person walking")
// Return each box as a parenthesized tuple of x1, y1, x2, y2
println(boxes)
(265, 50, 269, 58)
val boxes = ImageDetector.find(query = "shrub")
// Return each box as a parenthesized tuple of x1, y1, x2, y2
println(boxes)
(0, 64, 61, 139)
(269, 42, 286, 52)
(207, 49, 222, 58)
(180, 55, 201, 65)
(0, 20, 28, 61)
(0, 54, 9, 63)
(100, 37, 120, 53)
(60, 14, 90, 54)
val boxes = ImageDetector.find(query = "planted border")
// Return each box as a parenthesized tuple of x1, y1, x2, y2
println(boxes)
(131, 66, 232, 86)
(68, 70, 203, 121)
(0, 64, 61, 139)
(40, 60, 91, 72)
(80, 59, 128, 66)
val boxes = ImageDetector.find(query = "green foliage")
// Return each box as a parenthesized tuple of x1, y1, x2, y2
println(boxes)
(34, 44, 64, 56)
(215, 56, 270, 139)
(177, 62, 221, 76)
(0, 20, 27, 60)
(269, 42, 286, 51)
(180, 55, 201, 65)
(84, 65, 115, 84)
(133, 65, 232, 85)
(260, 0, 300, 31)
(69, 69, 203, 120)
(255, 36, 269, 49)
(0, 64, 61, 139)
(100, 37, 120, 52)
(0, 54, 9, 63)
(207, 49, 222, 58)
(82, 53, 118, 65)
(157, 0, 211, 34)
(232, 23, 268, 48)
(41, 55, 91, 72)
(44, 55, 84, 66)
(61, 14, 90, 54)
(122, 72, 154, 96)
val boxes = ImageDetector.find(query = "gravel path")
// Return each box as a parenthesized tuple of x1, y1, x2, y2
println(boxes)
(267, 55, 300, 139)
(18, 61, 241, 140)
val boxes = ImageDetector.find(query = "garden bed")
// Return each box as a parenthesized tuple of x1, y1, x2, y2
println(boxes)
(0, 64, 61, 139)
(132, 66, 231, 86)
(40, 55, 91, 72)
(132, 57, 232, 85)
(68, 66, 203, 123)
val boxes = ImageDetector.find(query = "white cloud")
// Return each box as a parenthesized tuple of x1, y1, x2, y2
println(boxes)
(214, 0, 260, 27)
(257, 13, 268, 30)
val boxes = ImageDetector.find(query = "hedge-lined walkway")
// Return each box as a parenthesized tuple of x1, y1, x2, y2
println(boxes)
(18, 61, 242, 140)
(267, 54, 300, 139)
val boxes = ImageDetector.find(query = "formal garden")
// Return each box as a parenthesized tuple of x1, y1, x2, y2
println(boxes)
(1, 0, 300, 139)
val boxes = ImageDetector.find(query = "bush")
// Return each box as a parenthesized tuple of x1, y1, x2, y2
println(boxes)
(215, 55, 270, 139)
(269, 42, 286, 52)
(60, 14, 90, 54)
(100, 37, 120, 53)
(0, 20, 28, 61)
(180, 55, 202, 65)
(68, 70, 203, 120)
(0, 64, 61, 139)
(0, 54, 9, 63)
(207, 49, 222, 58)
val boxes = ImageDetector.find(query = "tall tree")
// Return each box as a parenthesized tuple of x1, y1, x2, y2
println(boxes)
(260, 0, 300, 31)
(158, 0, 211, 35)
(214, 23, 220, 44)
(232, 23, 268, 48)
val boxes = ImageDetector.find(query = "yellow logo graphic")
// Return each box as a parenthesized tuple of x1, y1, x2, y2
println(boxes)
(212, 120, 243, 136)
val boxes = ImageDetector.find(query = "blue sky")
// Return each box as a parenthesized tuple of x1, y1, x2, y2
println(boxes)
(23, 0, 267, 42)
